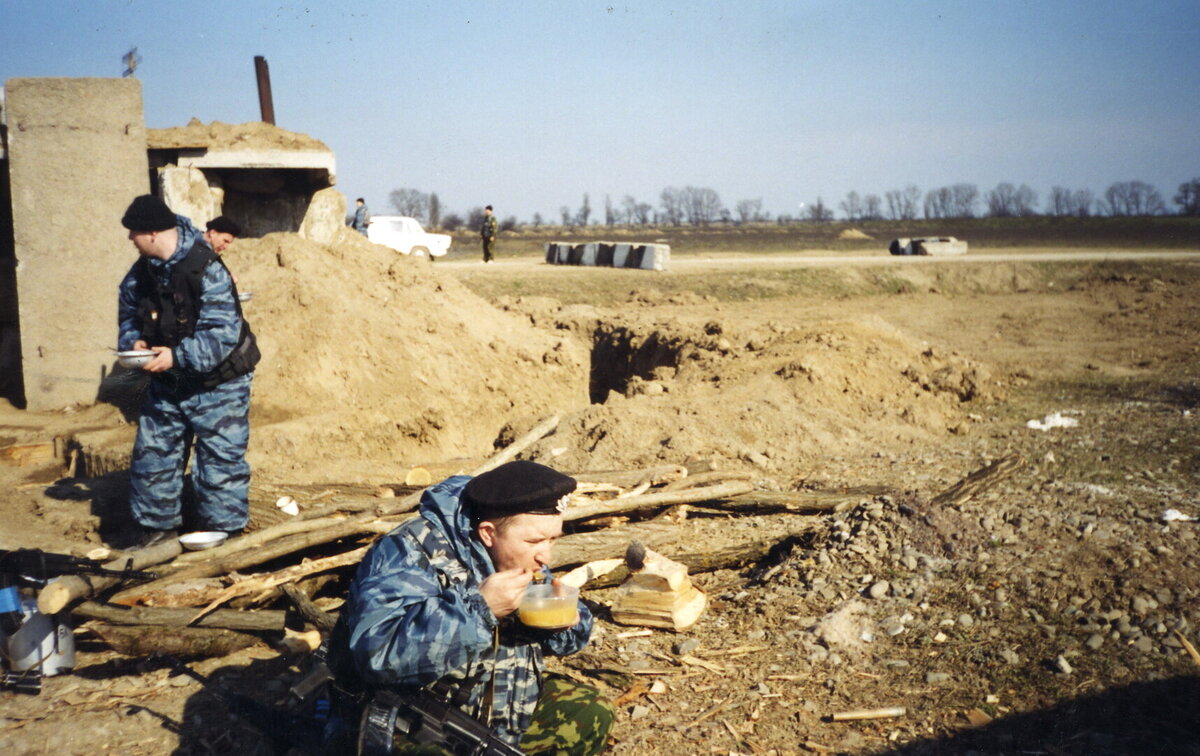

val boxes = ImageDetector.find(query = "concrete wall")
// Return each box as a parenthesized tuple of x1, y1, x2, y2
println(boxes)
(5, 78, 150, 409)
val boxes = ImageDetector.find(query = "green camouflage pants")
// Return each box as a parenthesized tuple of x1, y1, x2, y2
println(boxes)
(390, 675, 613, 755)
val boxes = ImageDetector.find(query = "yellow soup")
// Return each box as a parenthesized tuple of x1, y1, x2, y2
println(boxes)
(518, 602, 579, 628)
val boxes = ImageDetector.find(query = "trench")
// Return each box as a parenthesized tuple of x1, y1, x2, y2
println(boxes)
(588, 324, 689, 404)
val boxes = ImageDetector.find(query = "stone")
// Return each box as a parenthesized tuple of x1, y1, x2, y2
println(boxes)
(1086, 633, 1105, 650)
(926, 671, 951, 684)
(868, 580, 890, 599)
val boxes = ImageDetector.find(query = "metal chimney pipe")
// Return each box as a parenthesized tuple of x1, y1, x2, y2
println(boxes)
(254, 56, 276, 124)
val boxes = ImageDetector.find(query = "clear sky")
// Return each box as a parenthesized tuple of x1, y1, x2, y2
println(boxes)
(3, 0, 1198, 222)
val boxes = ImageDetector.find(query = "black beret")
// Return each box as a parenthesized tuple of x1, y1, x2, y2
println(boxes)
(206, 215, 242, 236)
(464, 460, 576, 519)
(121, 194, 177, 232)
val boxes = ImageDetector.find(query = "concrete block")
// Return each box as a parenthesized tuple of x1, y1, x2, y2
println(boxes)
(5, 77, 150, 409)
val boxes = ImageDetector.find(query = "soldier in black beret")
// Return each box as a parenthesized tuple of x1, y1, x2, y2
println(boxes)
(204, 215, 242, 254)
(331, 459, 614, 754)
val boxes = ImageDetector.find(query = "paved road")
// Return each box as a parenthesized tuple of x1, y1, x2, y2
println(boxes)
(438, 249, 1200, 272)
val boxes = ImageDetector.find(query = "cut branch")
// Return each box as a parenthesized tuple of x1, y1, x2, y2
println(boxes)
(563, 481, 754, 522)
(38, 539, 182, 615)
(73, 600, 286, 631)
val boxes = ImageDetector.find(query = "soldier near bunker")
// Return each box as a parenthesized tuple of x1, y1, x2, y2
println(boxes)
(328, 460, 614, 755)
(117, 195, 260, 549)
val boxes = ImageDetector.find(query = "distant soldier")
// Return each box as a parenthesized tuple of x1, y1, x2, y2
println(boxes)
(481, 204, 498, 262)
(204, 215, 241, 254)
(352, 197, 370, 236)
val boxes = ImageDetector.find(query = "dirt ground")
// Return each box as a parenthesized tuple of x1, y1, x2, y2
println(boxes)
(2, 234, 1199, 756)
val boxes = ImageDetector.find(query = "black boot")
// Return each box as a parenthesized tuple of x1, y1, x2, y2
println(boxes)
(134, 528, 179, 550)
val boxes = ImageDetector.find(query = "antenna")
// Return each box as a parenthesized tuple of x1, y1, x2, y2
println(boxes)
(122, 47, 141, 78)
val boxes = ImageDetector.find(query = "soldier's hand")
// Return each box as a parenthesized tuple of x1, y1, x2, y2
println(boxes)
(145, 346, 174, 373)
(133, 339, 149, 351)
(480, 568, 533, 618)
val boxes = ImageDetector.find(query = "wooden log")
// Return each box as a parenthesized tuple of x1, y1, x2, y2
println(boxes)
(568, 465, 689, 490)
(38, 539, 182, 615)
(281, 584, 337, 634)
(689, 488, 893, 516)
(930, 454, 1024, 508)
(89, 623, 259, 657)
(73, 600, 286, 631)
(189, 545, 369, 621)
(551, 520, 680, 569)
(563, 481, 754, 522)
(110, 521, 384, 605)
(610, 547, 707, 631)
(660, 470, 753, 492)
(372, 413, 564, 519)
(473, 413, 562, 476)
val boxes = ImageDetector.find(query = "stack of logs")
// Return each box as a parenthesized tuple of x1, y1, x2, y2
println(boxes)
(36, 415, 1024, 657)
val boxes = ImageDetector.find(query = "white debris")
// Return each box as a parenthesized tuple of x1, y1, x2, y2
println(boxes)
(1027, 412, 1079, 431)
(1162, 508, 1196, 523)
(275, 496, 300, 516)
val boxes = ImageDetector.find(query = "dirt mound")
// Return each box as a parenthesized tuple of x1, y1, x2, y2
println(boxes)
(495, 299, 998, 475)
(837, 228, 873, 240)
(222, 230, 589, 482)
(147, 118, 330, 151)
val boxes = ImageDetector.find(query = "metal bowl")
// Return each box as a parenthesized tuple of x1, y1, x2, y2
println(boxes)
(178, 531, 228, 551)
(116, 349, 155, 369)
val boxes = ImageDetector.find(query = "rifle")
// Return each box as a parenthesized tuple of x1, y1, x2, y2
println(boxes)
(360, 687, 525, 756)
(0, 548, 158, 587)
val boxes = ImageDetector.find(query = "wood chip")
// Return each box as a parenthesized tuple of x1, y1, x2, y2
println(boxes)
(964, 708, 993, 727)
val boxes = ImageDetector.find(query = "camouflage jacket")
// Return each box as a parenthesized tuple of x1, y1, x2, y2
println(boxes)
(340, 475, 594, 746)
(117, 215, 243, 376)
(481, 213, 498, 239)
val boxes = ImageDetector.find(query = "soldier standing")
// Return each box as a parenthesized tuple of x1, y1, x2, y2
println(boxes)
(352, 197, 370, 236)
(480, 204, 498, 262)
(117, 195, 260, 548)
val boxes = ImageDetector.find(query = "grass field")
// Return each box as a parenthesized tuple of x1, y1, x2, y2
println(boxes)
(443, 215, 1200, 260)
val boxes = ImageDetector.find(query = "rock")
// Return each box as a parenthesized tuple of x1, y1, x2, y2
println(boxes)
(1055, 655, 1074, 675)
(1000, 648, 1021, 665)
(672, 638, 700, 656)
(1133, 635, 1155, 653)
(1086, 633, 1105, 650)
(630, 704, 650, 720)
(868, 580, 890, 599)
(957, 613, 975, 628)
(926, 671, 951, 684)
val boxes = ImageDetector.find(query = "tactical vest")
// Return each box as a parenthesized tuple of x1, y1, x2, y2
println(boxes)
(135, 242, 261, 389)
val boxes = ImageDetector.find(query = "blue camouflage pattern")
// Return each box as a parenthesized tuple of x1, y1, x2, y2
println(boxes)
(342, 475, 595, 748)
(118, 215, 252, 532)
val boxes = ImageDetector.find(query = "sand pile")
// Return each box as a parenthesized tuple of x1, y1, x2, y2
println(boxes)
(498, 300, 996, 475)
(147, 118, 330, 152)
(221, 230, 589, 482)
(837, 228, 873, 240)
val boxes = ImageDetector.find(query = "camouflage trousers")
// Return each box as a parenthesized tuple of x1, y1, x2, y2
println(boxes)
(391, 675, 613, 755)
(129, 372, 252, 532)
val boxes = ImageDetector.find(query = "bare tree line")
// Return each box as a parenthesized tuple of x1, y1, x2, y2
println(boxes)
(385, 177, 1200, 229)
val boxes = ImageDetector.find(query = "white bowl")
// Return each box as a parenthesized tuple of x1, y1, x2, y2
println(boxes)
(179, 531, 228, 551)
(116, 349, 155, 369)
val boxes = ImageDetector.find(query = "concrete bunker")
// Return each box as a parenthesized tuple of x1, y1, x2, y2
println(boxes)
(1, 78, 343, 411)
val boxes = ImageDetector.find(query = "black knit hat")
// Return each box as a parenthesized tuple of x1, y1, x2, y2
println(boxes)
(206, 215, 242, 236)
(121, 195, 177, 232)
(464, 461, 576, 520)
